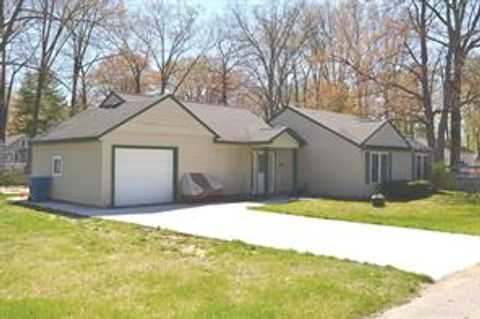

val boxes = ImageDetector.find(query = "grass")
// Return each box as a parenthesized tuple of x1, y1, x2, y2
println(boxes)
(0, 197, 427, 319)
(257, 192, 480, 236)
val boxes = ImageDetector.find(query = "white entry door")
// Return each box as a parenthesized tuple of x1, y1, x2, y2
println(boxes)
(114, 148, 174, 206)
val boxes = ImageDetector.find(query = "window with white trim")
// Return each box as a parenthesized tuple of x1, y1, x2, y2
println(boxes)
(370, 151, 389, 184)
(52, 156, 63, 176)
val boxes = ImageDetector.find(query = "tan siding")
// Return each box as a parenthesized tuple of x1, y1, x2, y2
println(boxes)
(31, 141, 103, 206)
(100, 98, 252, 206)
(262, 131, 300, 149)
(275, 149, 293, 193)
(392, 151, 413, 181)
(365, 123, 408, 148)
(272, 109, 373, 197)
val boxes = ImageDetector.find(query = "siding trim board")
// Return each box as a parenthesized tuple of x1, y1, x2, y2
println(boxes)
(110, 145, 179, 208)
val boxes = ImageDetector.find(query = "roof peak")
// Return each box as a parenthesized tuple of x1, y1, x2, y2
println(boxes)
(289, 105, 383, 123)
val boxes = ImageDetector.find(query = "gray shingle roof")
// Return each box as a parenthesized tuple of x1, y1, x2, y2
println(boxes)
(33, 92, 292, 144)
(287, 105, 387, 145)
(183, 102, 288, 143)
(33, 93, 166, 142)
(408, 138, 435, 153)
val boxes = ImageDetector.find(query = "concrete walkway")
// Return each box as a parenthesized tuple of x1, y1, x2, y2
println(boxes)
(375, 264, 480, 319)
(28, 200, 480, 280)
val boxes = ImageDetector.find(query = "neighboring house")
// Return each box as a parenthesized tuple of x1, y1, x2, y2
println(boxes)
(444, 145, 478, 167)
(0, 134, 29, 171)
(271, 106, 433, 198)
(416, 138, 479, 167)
(31, 92, 432, 207)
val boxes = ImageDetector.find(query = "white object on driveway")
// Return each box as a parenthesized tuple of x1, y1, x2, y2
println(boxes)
(31, 201, 480, 280)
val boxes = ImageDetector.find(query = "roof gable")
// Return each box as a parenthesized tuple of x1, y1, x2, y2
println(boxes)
(362, 121, 410, 149)
(280, 106, 385, 146)
(273, 106, 414, 150)
(33, 93, 170, 143)
(32, 92, 301, 145)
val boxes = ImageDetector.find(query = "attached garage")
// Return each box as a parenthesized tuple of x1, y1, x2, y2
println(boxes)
(112, 146, 177, 207)
(31, 92, 302, 207)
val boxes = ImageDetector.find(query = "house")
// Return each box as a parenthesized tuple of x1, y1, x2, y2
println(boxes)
(0, 134, 29, 171)
(31, 93, 303, 207)
(270, 106, 433, 198)
(31, 92, 432, 207)
(443, 144, 478, 167)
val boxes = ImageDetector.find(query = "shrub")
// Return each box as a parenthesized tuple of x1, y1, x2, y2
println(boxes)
(379, 180, 433, 200)
(430, 161, 454, 190)
(0, 170, 28, 186)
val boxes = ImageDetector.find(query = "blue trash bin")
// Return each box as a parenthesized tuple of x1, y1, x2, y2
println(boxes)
(29, 177, 51, 202)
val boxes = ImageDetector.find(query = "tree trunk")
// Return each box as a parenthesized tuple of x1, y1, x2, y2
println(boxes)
(70, 58, 80, 117)
(475, 133, 480, 158)
(31, 69, 46, 138)
(435, 44, 453, 163)
(0, 0, 6, 143)
(449, 50, 465, 167)
(418, 1, 435, 148)
(220, 63, 228, 105)
(80, 69, 87, 108)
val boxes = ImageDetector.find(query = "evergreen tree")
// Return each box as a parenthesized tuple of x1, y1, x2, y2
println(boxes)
(9, 71, 68, 136)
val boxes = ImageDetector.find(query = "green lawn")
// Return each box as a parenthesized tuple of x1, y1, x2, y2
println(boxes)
(257, 192, 480, 235)
(0, 198, 427, 319)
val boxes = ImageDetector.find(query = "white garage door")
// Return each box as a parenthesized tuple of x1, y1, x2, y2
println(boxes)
(114, 148, 174, 206)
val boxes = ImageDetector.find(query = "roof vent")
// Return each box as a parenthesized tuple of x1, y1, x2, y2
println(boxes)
(100, 93, 124, 108)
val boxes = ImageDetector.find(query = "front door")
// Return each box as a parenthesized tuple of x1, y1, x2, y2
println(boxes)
(252, 150, 276, 196)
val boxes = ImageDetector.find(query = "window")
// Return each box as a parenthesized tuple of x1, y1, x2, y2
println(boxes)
(370, 151, 390, 184)
(414, 154, 430, 180)
(52, 156, 63, 176)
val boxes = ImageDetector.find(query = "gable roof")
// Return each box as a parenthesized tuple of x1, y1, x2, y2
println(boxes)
(406, 138, 434, 152)
(182, 102, 292, 143)
(33, 92, 303, 145)
(6, 134, 27, 145)
(33, 92, 170, 143)
(281, 105, 392, 146)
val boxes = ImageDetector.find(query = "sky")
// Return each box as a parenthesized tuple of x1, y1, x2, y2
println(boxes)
(124, 0, 264, 16)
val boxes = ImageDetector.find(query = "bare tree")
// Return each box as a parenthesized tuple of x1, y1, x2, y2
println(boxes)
(210, 17, 242, 104)
(426, 0, 480, 167)
(66, 0, 113, 115)
(0, 0, 27, 142)
(28, 0, 85, 139)
(405, 0, 439, 151)
(233, 1, 307, 119)
(106, 8, 150, 94)
(138, 0, 206, 95)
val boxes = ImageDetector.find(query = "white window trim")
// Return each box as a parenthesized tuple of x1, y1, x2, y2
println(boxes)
(370, 151, 389, 184)
(52, 156, 63, 176)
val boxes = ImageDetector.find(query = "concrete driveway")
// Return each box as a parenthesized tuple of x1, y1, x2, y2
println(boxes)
(31, 200, 480, 280)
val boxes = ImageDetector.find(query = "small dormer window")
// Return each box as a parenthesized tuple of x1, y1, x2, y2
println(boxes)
(100, 93, 124, 108)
